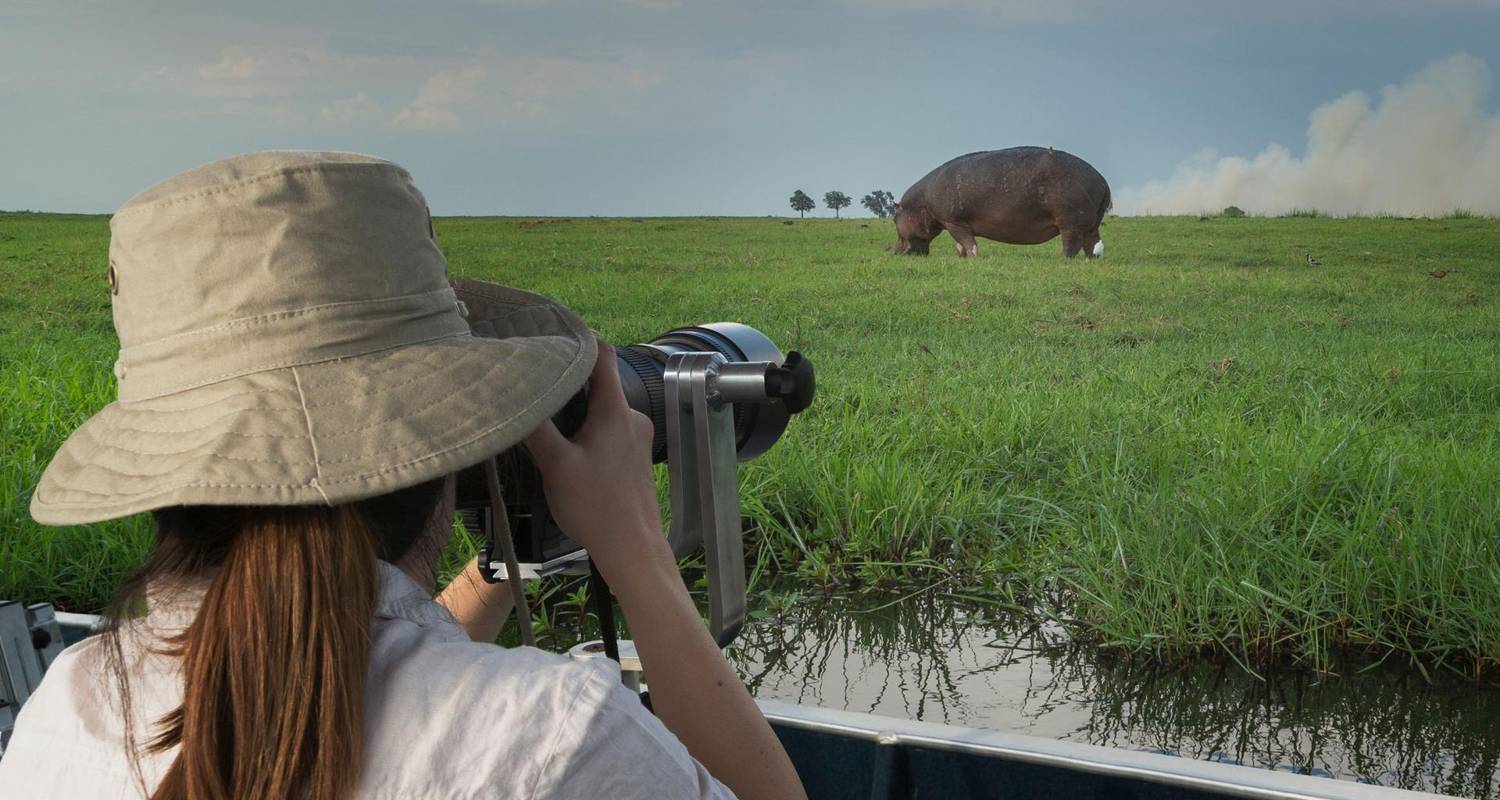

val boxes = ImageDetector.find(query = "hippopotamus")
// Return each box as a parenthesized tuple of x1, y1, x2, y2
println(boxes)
(890, 147, 1112, 258)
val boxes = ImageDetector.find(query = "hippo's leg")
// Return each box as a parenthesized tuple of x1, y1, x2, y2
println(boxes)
(1060, 227, 1100, 259)
(1078, 229, 1101, 259)
(947, 226, 979, 257)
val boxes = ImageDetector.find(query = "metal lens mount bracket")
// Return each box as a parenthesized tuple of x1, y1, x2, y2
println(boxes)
(663, 352, 786, 648)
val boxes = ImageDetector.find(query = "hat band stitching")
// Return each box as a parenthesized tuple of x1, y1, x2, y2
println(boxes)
(39, 316, 594, 507)
(43, 482, 313, 500)
(71, 422, 318, 463)
(110, 343, 448, 413)
(42, 430, 312, 486)
(298, 340, 507, 412)
(104, 345, 447, 427)
(113, 162, 408, 217)
(116, 288, 469, 402)
(72, 421, 314, 467)
(115, 385, 291, 413)
(89, 364, 520, 445)
(93, 341, 514, 440)
(118, 330, 470, 402)
(104, 418, 308, 438)
(117, 287, 460, 350)
(123, 329, 472, 403)
(93, 338, 507, 436)
(295, 346, 451, 389)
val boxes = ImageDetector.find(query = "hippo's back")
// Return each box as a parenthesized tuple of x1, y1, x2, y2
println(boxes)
(905, 147, 1111, 224)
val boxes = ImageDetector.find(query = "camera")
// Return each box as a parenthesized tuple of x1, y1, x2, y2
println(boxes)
(452, 323, 815, 645)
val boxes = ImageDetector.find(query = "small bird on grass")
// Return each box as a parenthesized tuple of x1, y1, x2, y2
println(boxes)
(1305, 253, 1322, 266)
(1428, 269, 1452, 279)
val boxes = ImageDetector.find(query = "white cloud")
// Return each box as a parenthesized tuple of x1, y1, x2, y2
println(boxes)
(217, 99, 306, 123)
(318, 93, 381, 126)
(132, 41, 672, 130)
(198, 49, 260, 81)
(1120, 53, 1500, 216)
(505, 57, 662, 99)
(841, 0, 1500, 22)
(389, 56, 663, 130)
(138, 44, 389, 100)
(391, 64, 490, 130)
(469, 0, 687, 7)
(840, 0, 1090, 21)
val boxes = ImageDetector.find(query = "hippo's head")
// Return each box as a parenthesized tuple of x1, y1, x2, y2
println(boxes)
(889, 203, 936, 255)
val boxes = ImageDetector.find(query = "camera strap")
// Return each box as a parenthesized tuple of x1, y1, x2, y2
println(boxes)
(482, 458, 536, 648)
(588, 563, 620, 663)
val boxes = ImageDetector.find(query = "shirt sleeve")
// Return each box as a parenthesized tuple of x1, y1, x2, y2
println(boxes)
(534, 660, 737, 800)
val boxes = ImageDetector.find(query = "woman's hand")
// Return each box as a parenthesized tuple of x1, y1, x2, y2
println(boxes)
(522, 339, 807, 800)
(523, 341, 674, 582)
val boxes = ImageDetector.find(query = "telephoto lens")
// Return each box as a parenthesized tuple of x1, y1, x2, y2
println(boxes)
(611, 324, 815, 463)
(455, 323, 814, 570)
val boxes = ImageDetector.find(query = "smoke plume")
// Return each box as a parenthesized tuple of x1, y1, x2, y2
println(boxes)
(1120, 53, 1500, 216)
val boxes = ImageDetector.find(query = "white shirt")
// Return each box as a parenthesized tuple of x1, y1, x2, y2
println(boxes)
(0, 563, 735, 799)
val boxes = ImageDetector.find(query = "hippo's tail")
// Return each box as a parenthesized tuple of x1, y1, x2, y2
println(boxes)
(1092, 184, 1111, 257)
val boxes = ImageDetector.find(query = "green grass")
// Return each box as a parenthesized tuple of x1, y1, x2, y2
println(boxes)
(3, 211, 1498, 677)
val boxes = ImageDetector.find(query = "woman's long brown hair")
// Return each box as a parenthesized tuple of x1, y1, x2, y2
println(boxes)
(103, 478, 446, 800)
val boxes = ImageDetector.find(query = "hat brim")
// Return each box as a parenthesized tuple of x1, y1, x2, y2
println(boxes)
(31, 280, 596, 525)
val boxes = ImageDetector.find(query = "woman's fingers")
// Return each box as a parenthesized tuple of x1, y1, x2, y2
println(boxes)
(585, 340, 628, 418)
(526, 337, 657, 495)
(515, 339, 666, 566)
(523, 418, 571, 471)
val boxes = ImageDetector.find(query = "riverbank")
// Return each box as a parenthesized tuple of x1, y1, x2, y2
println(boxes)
(2, 212, 1496, 676)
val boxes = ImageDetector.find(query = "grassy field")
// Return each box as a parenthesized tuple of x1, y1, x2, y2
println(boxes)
(2, 212, 1497, 676)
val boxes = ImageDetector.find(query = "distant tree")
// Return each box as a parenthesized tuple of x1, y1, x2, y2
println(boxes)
(824, 191, 852, 219)
(861, 190, 896, 219)
(1222, 205, 1246, 218)
(790, 190, 816, 218)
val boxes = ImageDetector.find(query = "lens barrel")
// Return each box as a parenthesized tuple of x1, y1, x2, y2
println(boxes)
(617, 323, 796, 463)
(544, 323, 810, 464)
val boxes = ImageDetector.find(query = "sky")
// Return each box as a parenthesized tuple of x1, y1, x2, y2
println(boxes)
(2, 0, 1498, 216)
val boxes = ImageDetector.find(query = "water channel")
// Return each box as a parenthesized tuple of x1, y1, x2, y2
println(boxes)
(718, 591, 1500, 798)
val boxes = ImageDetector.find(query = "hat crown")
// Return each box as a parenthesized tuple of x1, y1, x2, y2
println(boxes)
(107, 151, 466, 401)
(33, 150, 596, 526)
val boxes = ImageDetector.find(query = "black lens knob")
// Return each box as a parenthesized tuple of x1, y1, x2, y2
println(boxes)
(769, 352, 815, 414)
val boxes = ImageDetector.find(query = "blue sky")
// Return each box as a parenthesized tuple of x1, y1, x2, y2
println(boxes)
(2, 0, 1498, 216)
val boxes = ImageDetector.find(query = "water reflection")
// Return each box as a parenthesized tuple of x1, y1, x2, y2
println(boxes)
(728, 590, 1500, 798)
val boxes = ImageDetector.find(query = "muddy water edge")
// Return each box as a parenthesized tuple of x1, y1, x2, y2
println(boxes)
(720, 589, 1500, 798)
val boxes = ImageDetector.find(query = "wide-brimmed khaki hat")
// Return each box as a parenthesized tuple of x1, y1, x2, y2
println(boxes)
(31, 151, 596, 525)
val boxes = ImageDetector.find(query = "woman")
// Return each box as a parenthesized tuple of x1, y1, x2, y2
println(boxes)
(0, 151, 806, 799)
